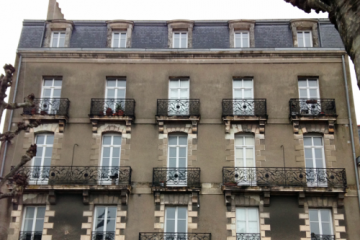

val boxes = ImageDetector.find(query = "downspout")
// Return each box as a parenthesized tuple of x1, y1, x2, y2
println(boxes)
(318, 21, 322, 47)
(0, 55, 22, 177)
(341, 55, 360, 210)
(40, 21, 46, 47)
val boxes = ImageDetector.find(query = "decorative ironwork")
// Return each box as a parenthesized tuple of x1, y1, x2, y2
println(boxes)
(139, 233, 211, 240)
(289, 98, 336, 117)
(12, 166, 132, 186)
(91, 231, 115, 240)
(222, 99, 267, 117)
(153, 168, 201, 188)
(222, 167, 346, 189)
(236, 233, 261, 240)
(19, 231, 42, 240)
(311, 233, 335, 240)
(89, 98, 135, 117)
(23, 98, 70, 116)
(157, 99, 200, 116)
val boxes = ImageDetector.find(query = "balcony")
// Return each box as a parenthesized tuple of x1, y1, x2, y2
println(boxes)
(19, 231, 42, 240)
(22, 98, 70, 133)
(156, 99, 200, 133)
(311, 234, 335, 240)
(222, 99, 267, 134)
(139, 233, 212, 240)
(92, 231, 115, 240)
(152, 167, 201, 192)
(89, 98, 135, 133)
(289, 98, 337, 134)
(237, 233, 260, 240)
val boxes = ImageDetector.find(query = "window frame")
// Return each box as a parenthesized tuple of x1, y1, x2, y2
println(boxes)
(303, 135, 326, 169)
(298, 78, 320, 99)
(236, 207, 260, 234)
(169, 79, 190, 99)
(309, 209, 334, 236)
(41, 78, 62, 99)
(100, 133, 122, 168)
(172, 32, 188, 48)
(232, 79, 254, 99)
(111, 32, 127, 48)
(105, 78, 126, 99)
(234, 134, 255, 168)
(164, 206, 188, 233)
(50, 31, 66, 48)
(93, 206, 117, 232)
(21, 206, 46, 233)
(168, 135, 188, 168)
(297, 31, 313, 47)
(234, 31, 250, 48)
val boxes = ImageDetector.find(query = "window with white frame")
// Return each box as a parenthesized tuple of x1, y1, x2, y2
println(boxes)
(112, 32, 127, 48)
(235, 134, 255, 185)
(106, 78, 126, 113)
(234, 31, 250, 48)
(93, 206, 117, 238)
(297, 31, 313, 47)
(50, 32, 66, 48)
(100, 134, 122, 183)
(168, 135, 187, 186)
(165, 207, 187, 234)
(236, 208, 259, 235)
(168, 79, 189, 115)
(298, 78, 319, 99)
(41, 78, 62, 114)
(233, 78, 254, 115)
(31, 134, 54, 183)
(173, 32, 188, 48)
(21, 206, 46, 239)
(309, 209, 334, 238)
(304, 136, 327, 187)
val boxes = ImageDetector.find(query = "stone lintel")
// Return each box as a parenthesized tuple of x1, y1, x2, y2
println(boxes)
(222, 116, 267, 134)
(89, 116, 134, 133)
(156, 116, 200, 133)
(290, 116, 337, 134)
(22, 115, 68, 133)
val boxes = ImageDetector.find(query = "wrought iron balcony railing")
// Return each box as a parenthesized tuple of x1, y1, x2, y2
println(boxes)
(92, 231, 115, 240)
(12, 166, 132, 186)
(89, 98, 135, 117)
(222, 99, 267, 117)
(236, 233, 261, 240)
(157, 99, 200, 117)
(311, 234, 335, 240)
(222, 167, 346, 189)
(139, 233, 211, 240)
(23, 98, 70, 116)
(289, 98, 336, 117)
(153, 168, 201, 188)
(19, 231, 42, 240)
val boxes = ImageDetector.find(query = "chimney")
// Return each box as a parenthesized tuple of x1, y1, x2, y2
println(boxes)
(47, 0, 65, 20)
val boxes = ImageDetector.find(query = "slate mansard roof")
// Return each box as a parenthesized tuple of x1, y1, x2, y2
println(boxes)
(18, 19, 344, 49)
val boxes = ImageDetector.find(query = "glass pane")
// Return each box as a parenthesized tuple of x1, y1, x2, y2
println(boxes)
(320, 210, 330, 221)
(107, 219, 116, 231)
(179, 147, 186, 158)
(102, 158, 109, 167)
(94, 220, 104, 231)
(305, 32, 311, 47)
(180, 80, 189, 88)
(310, 222, 320, 234)
(236, 208, 246, 221)
(35, 146, 43, 158)
(322, 222, 331, 235)
(45, 148, 53, 157)
(179, 136, 187, 145)
(25, 207, 35, 218)
(169, 80, 179, 88)
(34, 219, 44, 231)
(59, 37, 65, 47)
(54, 80, 62, 87)
(235, 38, 241, 48)
(243, 80, 252, 88)
(297, 32, 304, 47)
(309, 210, 319, 221)
(248, 222, 259, 233)
(36, 207, 46, 218)
(242, 38, 249, 48)
(168, 136, 177, 145)
(233, 80, 242, 88)
(51, 33, 58, 47)
(246, 148, 253, 158)
(248, 209, 258, 221)
(308, 80, 318, 87)
(45, 134, 54, 144)
(245, 136, 254, 145)
(33, 157, 42, 166)
(305, 149, 313, 159)
(178, 208, 187, 219)
(103, 136, 111, 145)
(237, 222, 246, 233)
(309, 89, 318, 98)
(53, 89, 61, 98)
(43, 158, 51, 166)
(304, 137, 312, 146)
(107, 80, 116, 87)
(181, 35, 187, 48)
(120, 39, 126, 48)
(299, 89, 308, 98)
(316, 159, 324, 168)
(44, 80, 53, 87)
(166, 208, 176, 219)
(235, 148, 243, 159)
(313, 138, 322, 146)
(169, 89, 178, 99)
(169, 158, 177, 168)
(43, 89, 51, 97)
(315, 149, 323, 159)
(113, 33, 119, 47)
(107, 207, 117, 218)
(107, 89, 115, 98)
(116, 89, 126, 98)
(178, 219, 186, 232)
(298, 80, 307, 87)
(233, 89, 242, 98)
(178, 158, 186, 168)
(36, 135, 45, 144)
(246, 158, 254, 167)
(244, 89, 252, 98)
(180, 89, 188, 98)
(112, 148, 120, 158)
(169, 148, 176, 158)
(306, 159, 314, 168)
(236, 158, 244, 167)
(96, 207, 106, 218)
(166, 219, 175, 232)
(117, 80, 126, 88)
(235, 136, 243, 146)
(174, 34, 180, 48)
(23, 219, 34, 231)
(111, 157, 120, 167)
(102, 147, 110, 158)
(113, 136, 122, 145)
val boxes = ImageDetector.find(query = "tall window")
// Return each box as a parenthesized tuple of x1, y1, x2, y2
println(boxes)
(234, 31, 250, 48)
(50, 32, 66, 48)
(41, 78, 62, 114)
(168, 79, 189, 116)
(304, 136, 326, 187)
(298, 78, 319, 99)
(235, 135, 255, 185)
(309, 209, 334, 238)
(112, 32, 127, 48)
(21, 206, 46, 240)
(236, 208, 259, 236)
(100, 134, 122, 184)
(165, 207, 187, 234)
(173, 32, 188, 48)
(105, 79, 126, 99)
(31, 134, 54, 184)
(297, 31, 313, 47)
(168, 135, 187, 186)
(93, 206, 117, 240)
(233, 79, 254, 115)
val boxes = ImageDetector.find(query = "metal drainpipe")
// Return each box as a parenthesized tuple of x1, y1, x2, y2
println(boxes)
(0, 55, 22, 177)
(40, 22, 46, 47)
(341, 55, 360, 210)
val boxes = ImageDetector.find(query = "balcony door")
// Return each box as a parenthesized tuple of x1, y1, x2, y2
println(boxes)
(100, 134, 121, 185)
(169, 79, 189, 116)
(168, 135, 187, 186)
(235, 135, 255, 186)
(298, 78, 320, 115)
(41, 78, 62, 114)
(105, 79, 126, 113)
(233, 79, 254, 115)
(93, 206, 117, 240)
(304, 136, 327, 187)
(309, 209, 334, 239)
(236, 208, 259, 238)
(21, 206, 46, 240)
(165, 207, 187, 239)
(31, 134, 54, 185)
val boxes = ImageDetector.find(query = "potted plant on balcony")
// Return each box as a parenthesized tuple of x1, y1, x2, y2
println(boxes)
(306, 99, 317, 104)
(40, 110, 47, 115)
(224, 181, 237, 187)
(115, 103, 124, 116)
(31, 108, 37, 115)
(159, 180, 166, 187)
(105, 107, 113, 116)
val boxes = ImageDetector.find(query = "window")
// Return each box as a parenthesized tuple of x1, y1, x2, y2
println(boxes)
(233, 79, 254, 115)
(106, 79, 126, 99)
(50, 32, 66, 48)
(304, 136, 327, 187)
(173, 32, 188, 48)
(234, 32, 250, 48)
(112, 32, 127, 48)
(93, 206, 117, 240)
(168, 79, 189, 115)
(168, 135, 187, 186)
(236, 208, 259, 236)
(298, 78, 320, 115)
(309, 209, 334, 238)
(297, 31, 313, 47)
(165, 207, 187, 234)
(21, 206, 46, 240)
(41, 78, 62, 114)
(100, 134, 122, 184)
(31, 134, 54, 184)
(235, 135, 255, 185)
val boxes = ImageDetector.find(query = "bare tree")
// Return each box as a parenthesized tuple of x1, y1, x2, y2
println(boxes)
(284, 0, 360, 88)
(0, 64, 40, 199)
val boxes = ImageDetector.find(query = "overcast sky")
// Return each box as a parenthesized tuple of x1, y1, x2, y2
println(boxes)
(0, 0, 359, 124)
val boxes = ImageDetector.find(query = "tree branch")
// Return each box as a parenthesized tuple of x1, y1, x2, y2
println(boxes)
(0, 64, 15, 101)
(0, 119, 41, 142)
(3, 93, 35, 110)
(284, 0, 333, 13)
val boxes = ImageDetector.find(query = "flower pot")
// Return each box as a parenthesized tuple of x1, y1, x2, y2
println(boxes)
(31, 108, 36, 115)
(105, 108, 113, 116)
(40, 110, 47, 115)
(98, 111, 104, 116)
(224, 182, 237, 187)
(306, 99, 317, 104)
(117, 110, 124, 116)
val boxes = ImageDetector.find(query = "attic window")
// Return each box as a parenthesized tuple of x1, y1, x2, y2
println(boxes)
(50, 31, 66, 48)
(112, 32, 127, 48)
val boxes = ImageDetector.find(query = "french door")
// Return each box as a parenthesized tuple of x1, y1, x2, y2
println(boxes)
(31, 134, 54, 184)
(93, 206, 117, 240)
(236, 208, 259, 238)
(100, 134, 121, 184)
(235, 135, 255, 185)
(21, 206, 46, 240)
(165, 207, 187, 239)
(105, 79, 126, 113)
(298, 78, 320, 115)
(309, 209, 333, 238)
(233, 79, 254, 115)
(168, 135, 187, 186)
(41, 78, 62, 114)
(304, 136, 327, 187)
(169, 79, 189, 115)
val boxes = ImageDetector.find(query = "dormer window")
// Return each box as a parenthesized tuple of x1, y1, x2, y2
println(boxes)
(234, 31, 250, 48)
(297, 31, 313, 47)
(50, 31, 66, 48)
(173, 32, 188, 48)
(290, 20, 319, 47)
(112, 32, 127, 48)
(228, 20, 255, 48)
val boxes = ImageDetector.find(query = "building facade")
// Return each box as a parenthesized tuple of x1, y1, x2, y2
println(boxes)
(0, 1, 359, 240)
